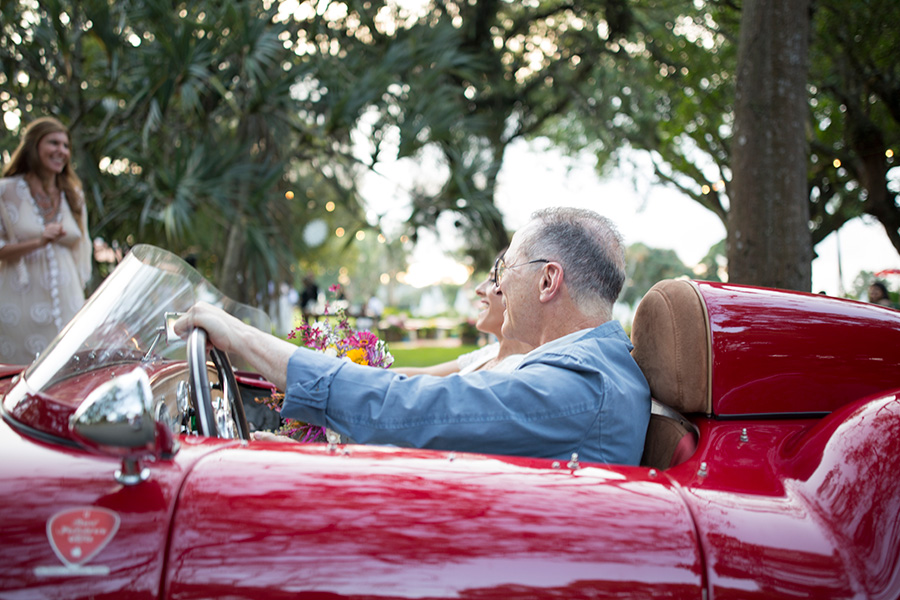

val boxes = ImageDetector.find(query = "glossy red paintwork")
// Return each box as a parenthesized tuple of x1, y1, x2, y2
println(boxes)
(680, 392, 900, 599)
(696, 281, 900, 416)
(0, 420, 238, 599)
(164, 446, 702, 599)
(2, 280, 900, 599)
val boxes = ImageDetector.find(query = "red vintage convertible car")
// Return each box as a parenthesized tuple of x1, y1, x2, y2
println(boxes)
(2, 244, 899, 599)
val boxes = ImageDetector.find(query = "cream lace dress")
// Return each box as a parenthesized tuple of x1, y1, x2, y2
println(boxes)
(0, 176, 91, 364)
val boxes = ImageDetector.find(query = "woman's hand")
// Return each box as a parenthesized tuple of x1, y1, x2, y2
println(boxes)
(41, 223, 65, 244)
(0, 224, 65, 261)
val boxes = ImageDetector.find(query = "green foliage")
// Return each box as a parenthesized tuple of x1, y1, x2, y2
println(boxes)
(296, 0, 648, 270)
(694, 239, 726, 283)
(4, 0, 896, 304)
(545, 0, 899, 260)
(0, 0, 368, 304)
(303, 226, 409, 304)
(806, 0, 900, 251)
(848, 271, 876, 301)
(621, 242, 693, 305)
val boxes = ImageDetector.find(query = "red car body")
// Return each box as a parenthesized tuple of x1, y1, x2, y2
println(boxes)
(2, 248, 899, 599)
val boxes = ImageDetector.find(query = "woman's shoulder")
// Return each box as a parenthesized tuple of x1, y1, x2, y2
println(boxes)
(0, 174, 26, 189)
(0, 175, 25, 200)
(457, 341, 500, 369)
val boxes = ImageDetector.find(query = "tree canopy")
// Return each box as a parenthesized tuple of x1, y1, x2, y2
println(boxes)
(2, 0, 897, 299)
(1, 0, 372, 302)
(542, 0, 898, 277)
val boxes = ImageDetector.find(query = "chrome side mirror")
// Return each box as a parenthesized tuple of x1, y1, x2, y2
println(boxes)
(69, 367, 178, 485)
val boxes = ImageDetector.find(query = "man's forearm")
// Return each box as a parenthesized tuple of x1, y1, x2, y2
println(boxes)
(231, 321, 295, 390)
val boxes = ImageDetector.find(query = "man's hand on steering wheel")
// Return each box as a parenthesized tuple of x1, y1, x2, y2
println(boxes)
(174, 302, 246, 354)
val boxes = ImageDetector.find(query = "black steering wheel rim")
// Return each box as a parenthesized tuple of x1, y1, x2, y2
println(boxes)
(187, 328, 250, 440)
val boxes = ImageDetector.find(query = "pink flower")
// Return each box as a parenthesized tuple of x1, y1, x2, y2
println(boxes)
(275, 284, 393, 441)
(356, 331, 378, 348)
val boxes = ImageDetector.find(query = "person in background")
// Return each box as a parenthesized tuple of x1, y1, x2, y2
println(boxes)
(365, 294, 384, 325)
(0, 117, 91, 364)
(356, 293, 385, 332)
(175, 207, 651, 465)
(298, 272, 319, 323)
(394, 254, 533, 376)
(868, 280, 894, 308)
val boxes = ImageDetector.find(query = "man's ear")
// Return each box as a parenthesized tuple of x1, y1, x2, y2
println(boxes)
(538, 262, 564, 303)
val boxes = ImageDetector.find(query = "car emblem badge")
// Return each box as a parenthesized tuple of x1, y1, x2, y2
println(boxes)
(46, 507, 120, 568)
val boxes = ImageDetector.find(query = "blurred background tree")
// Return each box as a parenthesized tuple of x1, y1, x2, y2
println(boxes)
(539, 0, 897, 289)
(621, 242, 692, 306)
(0, 0, 372, 304)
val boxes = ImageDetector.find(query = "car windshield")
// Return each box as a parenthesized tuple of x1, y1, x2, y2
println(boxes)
(3, 244, 271, 411)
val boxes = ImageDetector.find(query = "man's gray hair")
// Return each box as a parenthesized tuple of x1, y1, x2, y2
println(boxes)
(521, 207, 626, 314)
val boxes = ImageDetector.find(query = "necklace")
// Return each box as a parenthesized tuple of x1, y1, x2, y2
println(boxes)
(27, 176, 61, 222)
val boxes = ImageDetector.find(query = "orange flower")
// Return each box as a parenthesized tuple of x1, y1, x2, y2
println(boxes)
(346, 347, 369, 365)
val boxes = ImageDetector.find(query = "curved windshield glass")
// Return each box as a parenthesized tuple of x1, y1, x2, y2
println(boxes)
(3, 244, 271, 413)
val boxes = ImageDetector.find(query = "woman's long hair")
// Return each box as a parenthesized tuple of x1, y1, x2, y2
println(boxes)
(2, 117, 85, 227)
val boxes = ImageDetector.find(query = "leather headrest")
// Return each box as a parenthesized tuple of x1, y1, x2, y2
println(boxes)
(631, 280, 711, 414)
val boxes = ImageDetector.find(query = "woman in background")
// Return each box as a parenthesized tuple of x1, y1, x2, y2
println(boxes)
(0, 117, 91, 364)
(868, 281, 895, 308)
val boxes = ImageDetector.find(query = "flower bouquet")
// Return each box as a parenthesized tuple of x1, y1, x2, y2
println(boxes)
(257, 285, 393, 442)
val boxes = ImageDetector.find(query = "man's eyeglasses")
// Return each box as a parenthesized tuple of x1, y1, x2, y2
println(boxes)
(493, 256, 551, 286)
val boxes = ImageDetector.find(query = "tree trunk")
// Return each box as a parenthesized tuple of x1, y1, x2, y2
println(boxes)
(219, 220, 245, 303)
(728, 0, 812, 291)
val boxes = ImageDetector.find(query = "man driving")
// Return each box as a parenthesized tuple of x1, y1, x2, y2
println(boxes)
(175, 207, 651, 464)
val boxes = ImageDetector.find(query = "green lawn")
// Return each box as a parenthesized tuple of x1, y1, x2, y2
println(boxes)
(389, 344, 479, 368)
(283, 327, 478, 369)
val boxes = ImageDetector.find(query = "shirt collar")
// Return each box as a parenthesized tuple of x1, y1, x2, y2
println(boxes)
(526, 327, 595, 359)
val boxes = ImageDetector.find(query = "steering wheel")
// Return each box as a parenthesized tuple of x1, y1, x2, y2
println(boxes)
(187, 328, 250, 440)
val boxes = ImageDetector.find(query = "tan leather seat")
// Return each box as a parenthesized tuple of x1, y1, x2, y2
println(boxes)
(631, 280, 712, 469)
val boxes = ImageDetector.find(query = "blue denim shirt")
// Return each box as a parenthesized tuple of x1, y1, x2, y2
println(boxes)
(282, 321, 651, 465)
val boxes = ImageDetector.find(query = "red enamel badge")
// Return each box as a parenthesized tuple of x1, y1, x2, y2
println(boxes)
(46, 507, 120, 567)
